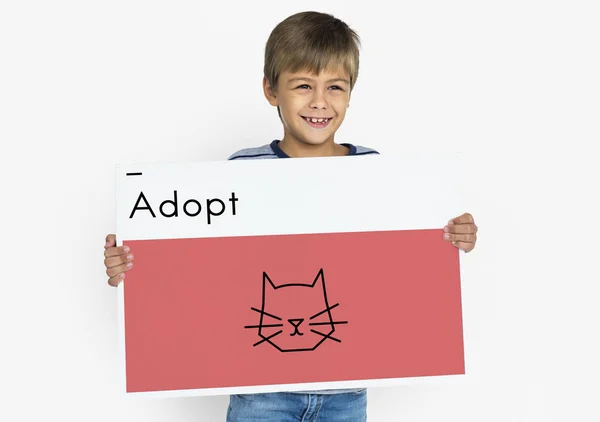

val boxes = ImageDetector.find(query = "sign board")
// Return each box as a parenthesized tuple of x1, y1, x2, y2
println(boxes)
(115, 153, 467, 397)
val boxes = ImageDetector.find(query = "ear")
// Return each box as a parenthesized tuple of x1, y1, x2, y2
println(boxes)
(310, 268, 325, 288)
(263, 76, 279, 107)
(263, 271, 277, 290)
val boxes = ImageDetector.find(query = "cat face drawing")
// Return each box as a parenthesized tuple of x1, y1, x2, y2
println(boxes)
(244, 269, 348, 352)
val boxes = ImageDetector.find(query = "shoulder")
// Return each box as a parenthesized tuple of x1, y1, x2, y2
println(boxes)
(351, 144, 380, 156)
(227, 143, 277, 160)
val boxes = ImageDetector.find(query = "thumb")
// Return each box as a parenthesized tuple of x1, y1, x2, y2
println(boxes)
(105, 234, 117, 248)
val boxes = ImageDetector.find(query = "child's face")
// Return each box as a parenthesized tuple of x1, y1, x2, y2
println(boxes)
(264, 65, 351, 148)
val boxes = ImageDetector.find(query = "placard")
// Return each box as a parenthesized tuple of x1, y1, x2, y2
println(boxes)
(115, 153, 467, 397)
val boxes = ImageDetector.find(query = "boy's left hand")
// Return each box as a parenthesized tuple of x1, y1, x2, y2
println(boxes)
(444, 213, 478, 253)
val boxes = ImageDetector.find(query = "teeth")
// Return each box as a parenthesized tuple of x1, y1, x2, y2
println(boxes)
(307, 118, 329, 123)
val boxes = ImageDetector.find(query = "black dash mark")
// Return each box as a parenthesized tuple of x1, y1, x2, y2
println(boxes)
(126, 172, 142, 176)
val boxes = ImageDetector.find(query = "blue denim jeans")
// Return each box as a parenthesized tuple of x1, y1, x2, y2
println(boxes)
(226, 390, 367, 421)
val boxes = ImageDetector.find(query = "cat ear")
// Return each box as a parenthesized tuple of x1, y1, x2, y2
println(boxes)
(263, 271, 277, 290)
(310, 268, 325, 288)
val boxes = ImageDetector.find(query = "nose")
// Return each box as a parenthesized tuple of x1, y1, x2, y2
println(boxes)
(288, 318, 305, 336)
(309, 90, 328, 110)
(288, 318, 304, 328)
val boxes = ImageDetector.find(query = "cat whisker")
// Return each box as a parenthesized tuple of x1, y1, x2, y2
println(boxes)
(310, 329, 341, 343)
(308, 321, 348, 326)
(310, 303, 339, 320)
(244, 324, 284, 329)
(253, 330, 282, 347)
(250, 307, 282, 321)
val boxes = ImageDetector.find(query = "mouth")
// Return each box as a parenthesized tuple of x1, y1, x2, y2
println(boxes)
(302, 116, 333, 129)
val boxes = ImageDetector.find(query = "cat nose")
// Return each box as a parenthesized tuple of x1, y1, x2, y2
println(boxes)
(288, 318, 304, 328)
(288, 318, 305, 336)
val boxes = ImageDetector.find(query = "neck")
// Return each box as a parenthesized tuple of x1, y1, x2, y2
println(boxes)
(278, 136, 349, 158)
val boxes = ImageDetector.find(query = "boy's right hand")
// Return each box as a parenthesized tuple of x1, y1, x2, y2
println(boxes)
(104, 234, 134, 286)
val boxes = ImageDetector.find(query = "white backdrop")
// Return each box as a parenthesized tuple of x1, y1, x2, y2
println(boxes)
(1, 1, 599, 421)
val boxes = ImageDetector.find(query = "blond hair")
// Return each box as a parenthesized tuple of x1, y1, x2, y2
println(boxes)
(264, 11, 361, 93)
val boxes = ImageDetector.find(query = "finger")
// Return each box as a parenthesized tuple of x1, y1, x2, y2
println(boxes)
(104, 245, 130, 259)
(448, 213, 474, 225)
(105, 234, 116, 249)
(444, 223, 478, 234)
(443, 233, 477, 243)
(108, 273, 126, 287)
(452, 241, 475, 253)
(104, 253, 134, 270)
(106, 261, 134, 279)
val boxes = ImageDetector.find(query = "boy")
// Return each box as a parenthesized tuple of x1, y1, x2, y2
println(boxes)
(103, 11, 478, 421)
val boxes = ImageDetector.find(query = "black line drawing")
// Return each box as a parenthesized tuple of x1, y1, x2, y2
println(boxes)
(126, 172, 143, 176)
(244, 268, 348, 352)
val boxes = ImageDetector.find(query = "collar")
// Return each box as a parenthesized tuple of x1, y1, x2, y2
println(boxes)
(270, 140, 357, 158)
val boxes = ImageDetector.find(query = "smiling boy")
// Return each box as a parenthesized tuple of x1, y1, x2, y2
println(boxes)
(103, 10, 478, 421)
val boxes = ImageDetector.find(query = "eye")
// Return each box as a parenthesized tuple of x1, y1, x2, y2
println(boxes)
(297, 84, 311, 89)
(329, 85, 343, 90)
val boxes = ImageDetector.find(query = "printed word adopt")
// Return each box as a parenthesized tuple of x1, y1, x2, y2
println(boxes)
(129, 191, 239, 224)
